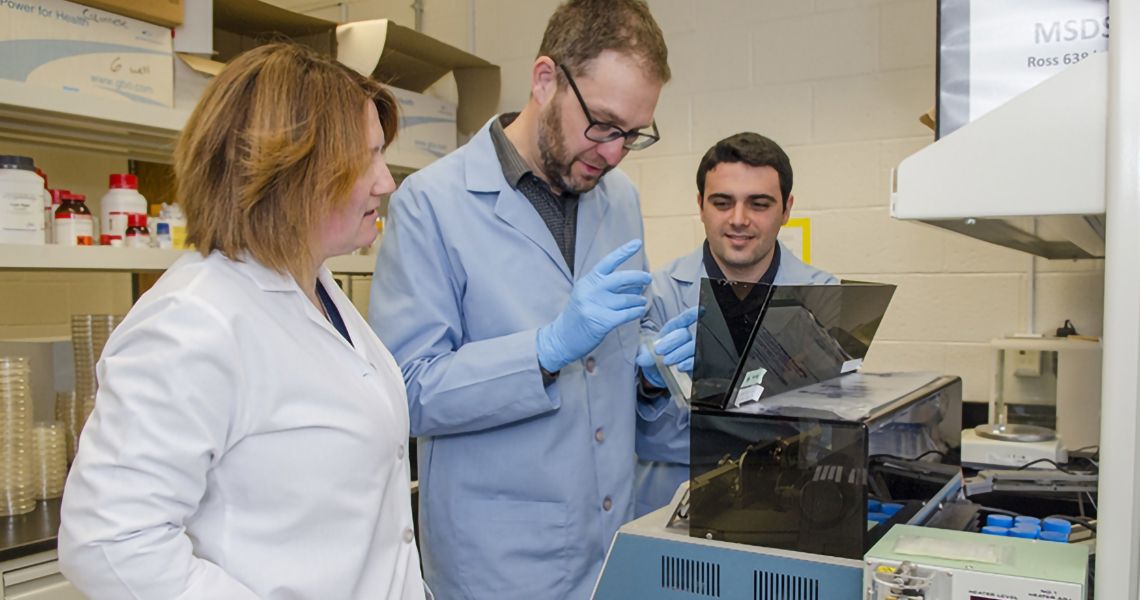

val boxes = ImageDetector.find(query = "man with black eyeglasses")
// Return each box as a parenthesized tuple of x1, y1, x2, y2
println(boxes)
(368, 1, 694, 598)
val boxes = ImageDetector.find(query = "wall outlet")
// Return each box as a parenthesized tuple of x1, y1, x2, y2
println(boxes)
(1012, 349, 1042, 377)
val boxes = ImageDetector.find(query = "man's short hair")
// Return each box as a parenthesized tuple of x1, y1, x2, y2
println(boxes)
(696, 133, 793, 208)
(539, 0, 670, 83)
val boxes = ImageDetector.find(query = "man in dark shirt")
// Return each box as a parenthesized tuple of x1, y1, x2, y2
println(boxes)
(634, 132, 839, 517)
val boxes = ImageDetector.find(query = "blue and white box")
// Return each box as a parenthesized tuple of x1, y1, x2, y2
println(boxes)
(0, 0, 174, 107)
(387, 86, 458, 170)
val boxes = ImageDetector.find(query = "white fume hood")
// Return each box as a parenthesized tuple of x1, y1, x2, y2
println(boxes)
(891, 52, 1106, 259)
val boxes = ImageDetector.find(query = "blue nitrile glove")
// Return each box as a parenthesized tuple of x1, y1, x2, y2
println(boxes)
(636, 306, 699, 388)
(536, 240, 652, 373)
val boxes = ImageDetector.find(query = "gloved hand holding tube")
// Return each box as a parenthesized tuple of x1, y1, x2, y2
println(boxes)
(636, 306, 699, 389)
(536, 240, 652, 373)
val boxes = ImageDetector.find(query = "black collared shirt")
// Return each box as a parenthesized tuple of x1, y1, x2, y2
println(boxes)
(703, 241, 781, 355)
(702, 240, 781, 286)
(490, 113, 579, 274)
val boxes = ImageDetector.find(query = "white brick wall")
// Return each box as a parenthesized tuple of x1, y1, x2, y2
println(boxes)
(259, 0, 1103, 405)
(463, 0, 1105, 402)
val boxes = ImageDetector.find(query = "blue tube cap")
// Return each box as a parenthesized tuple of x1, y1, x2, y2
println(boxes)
(881, 502, 904, 516)
(987, 514, 1014, 528)
(1043, 517, 1073, 535)
(1009, 526, 1039, 539)
(1014, 516, 1042, 528)
(867, 511, 891, 523)
(982, 526, 1009, 536)
(868, 499, 882, 512)
(1039, 530, 1069, 543)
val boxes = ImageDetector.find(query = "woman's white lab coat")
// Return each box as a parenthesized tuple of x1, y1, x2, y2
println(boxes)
(58, 251, 426, 600)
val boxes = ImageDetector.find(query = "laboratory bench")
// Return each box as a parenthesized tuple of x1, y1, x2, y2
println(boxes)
(0, 501, 60, 564)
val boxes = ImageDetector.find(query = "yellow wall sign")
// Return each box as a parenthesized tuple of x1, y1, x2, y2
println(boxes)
(780, 218, 812, 264)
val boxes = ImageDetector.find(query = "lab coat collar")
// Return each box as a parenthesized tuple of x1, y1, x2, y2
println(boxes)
(224, 251, 348, 299)
(464, 117, 511, 194)
(774, 243, 835, 284)
(670, 246, 706, 285)
(464, 116, 613, 282)
(223, 251, 299, 293)
(572, 175, 612, 277)
(222, 251, 366, 355)
(466, 119, 569, 279)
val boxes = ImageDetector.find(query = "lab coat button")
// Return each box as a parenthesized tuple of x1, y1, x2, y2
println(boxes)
(602, 497, 613, 511)
(402, 528, 415, 543)
(594, 428, 605, 443)
(397, 444, 406, 459)
(585, 357, 597, 373)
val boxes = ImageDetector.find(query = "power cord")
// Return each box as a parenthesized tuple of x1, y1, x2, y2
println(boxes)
(869, 450, 947, 462)
(1014, 458, 1096, 475)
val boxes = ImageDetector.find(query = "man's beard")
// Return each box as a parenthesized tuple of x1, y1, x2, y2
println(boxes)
(537, 98, 608, 195)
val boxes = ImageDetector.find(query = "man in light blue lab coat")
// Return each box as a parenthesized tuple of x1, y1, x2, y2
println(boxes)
(633, 132, 840, 517)
(368, 1, 690, 598)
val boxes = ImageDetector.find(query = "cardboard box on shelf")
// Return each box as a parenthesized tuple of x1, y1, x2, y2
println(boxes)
(212, 0, 337, 62)
(173, 53, 223, 113)
(0, 0, 173, 107)
(70, 0, 184, 28)
(173, 0, 338, 112)
(337, 19, 500, 170)
(387, 87, 459, 170)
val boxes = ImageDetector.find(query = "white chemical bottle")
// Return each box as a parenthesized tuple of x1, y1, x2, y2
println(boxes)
(100, 174, 147, 239)
(0, 155, 46, 245)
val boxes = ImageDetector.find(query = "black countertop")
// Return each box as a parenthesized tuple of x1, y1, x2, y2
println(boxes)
(0, 499, 60, 563)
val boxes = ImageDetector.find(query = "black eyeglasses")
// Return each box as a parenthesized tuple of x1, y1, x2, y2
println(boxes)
(557, 63, 660, 151)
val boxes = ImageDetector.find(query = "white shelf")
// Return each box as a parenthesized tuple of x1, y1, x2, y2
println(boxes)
(0, 244, 378, 275)
(0, 80, 190, 163)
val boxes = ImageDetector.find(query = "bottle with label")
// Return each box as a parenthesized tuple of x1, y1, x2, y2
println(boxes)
(155, 202, 188, 249)
(54, 192, 94, 246)
(0, 155, 46, 245)
(154, 222, 173, 249)
(48, 188, 65, 227)
(100, 174, 148, 239)
(34, 167, 52, 243)
(124, 213, 151, 248)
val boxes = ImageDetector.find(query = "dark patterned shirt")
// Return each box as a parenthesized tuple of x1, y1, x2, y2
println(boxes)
(490, 113, 579, 274)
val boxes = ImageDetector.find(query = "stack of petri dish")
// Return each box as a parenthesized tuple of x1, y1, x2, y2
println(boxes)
(30, 422, 68, 499)
(0, 357, 36, 516)
(53, 391, 80, 463)
(71, 314, 123, 433)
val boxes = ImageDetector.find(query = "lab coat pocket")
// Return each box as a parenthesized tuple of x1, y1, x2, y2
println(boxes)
(455, 498, 570, 599)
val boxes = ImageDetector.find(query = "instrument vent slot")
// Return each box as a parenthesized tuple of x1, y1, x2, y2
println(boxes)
(660, 554, 721, 597)
(753, 569, 820, 600)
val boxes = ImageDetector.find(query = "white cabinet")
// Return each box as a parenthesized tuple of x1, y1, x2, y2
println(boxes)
(0, 552, 82, 600)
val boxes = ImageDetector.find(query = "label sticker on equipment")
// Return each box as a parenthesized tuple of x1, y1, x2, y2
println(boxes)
(740, 368, 767, 388)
